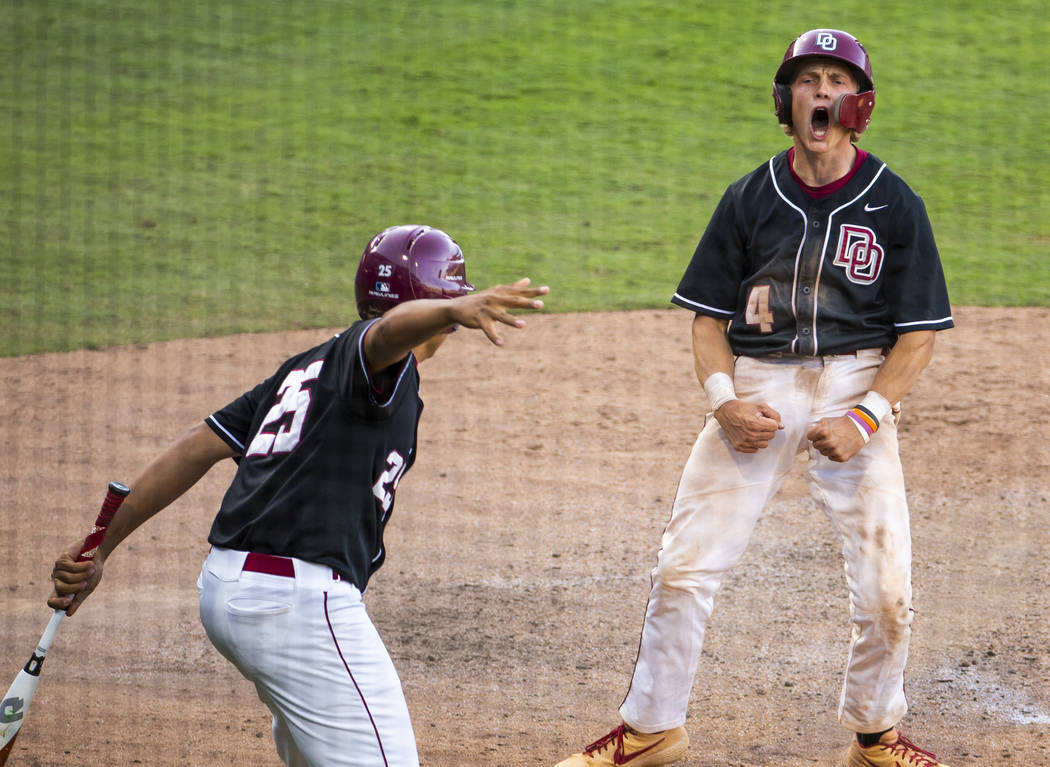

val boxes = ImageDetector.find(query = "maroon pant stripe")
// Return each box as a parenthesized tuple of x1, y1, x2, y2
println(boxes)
(323, 591, 389, 766)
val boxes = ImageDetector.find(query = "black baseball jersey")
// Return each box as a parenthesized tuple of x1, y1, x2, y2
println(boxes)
(204, 319, 422, 592)
(672, 149, 954, 356)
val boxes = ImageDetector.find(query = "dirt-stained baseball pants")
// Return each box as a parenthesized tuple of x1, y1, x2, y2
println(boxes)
(198, 547, 419, 767)
(620, 349, 912, 735)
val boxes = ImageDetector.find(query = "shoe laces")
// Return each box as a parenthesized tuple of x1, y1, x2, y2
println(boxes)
(583, 724, 663, 765)
(885, 732, 941, 767)
(583, 724, 626, 756)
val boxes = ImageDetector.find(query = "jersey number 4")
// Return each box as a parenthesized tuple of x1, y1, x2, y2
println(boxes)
(745, 285, 774, 333)
(246, 360, 324, 457)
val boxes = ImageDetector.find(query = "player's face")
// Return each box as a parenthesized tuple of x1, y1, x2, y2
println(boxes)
(790, 58, 858, 155)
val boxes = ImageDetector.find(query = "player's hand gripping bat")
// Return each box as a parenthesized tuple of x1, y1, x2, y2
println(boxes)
(0, 481, 130, 766)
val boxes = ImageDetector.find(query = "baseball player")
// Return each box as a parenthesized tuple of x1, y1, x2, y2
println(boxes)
(557, 29, 953, 767)
(48, 225, 548, 767)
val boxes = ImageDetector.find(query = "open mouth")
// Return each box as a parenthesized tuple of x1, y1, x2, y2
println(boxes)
(811, 107, 830, 139)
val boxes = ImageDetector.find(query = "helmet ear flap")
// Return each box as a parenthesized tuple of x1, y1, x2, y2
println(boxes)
(834, 90, 876, 133)
(773, 82, 793, 127)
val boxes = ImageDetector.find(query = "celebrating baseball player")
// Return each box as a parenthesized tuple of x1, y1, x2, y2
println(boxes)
(557, 29, 953, 767)
(48, 225, 548, 767)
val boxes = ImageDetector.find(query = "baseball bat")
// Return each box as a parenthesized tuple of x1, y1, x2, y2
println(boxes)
(0, 481, 130, 766)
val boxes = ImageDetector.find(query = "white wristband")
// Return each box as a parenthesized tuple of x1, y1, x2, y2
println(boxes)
(858, 390, 892, 423)
(703, 372, 737, 411)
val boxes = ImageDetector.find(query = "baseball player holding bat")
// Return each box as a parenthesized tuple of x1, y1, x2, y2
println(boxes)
(557, 30, 953, 767)
(0, 482, 130, 766)
(48, 225, 548, 767)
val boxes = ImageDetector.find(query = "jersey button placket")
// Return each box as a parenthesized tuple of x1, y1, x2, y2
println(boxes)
(795, 214, 824, 356)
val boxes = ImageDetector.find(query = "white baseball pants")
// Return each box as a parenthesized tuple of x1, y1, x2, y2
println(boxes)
(620, 350, 912, 735)
(198, 547, 419, 767)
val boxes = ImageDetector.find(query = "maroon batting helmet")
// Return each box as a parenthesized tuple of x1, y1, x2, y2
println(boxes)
(355, 225, 475, 319)
(773, 28, 875, 134)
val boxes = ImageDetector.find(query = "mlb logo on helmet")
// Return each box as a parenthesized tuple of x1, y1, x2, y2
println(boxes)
(816, 32, 838, 51)
(376, 281, 390, 293)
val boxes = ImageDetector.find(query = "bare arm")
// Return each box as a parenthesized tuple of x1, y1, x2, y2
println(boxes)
(807, 330, 936, 462)
(868, 330, 935, 405)
(691, 313, 736, 383)
(49, 422, 236, 614)
(692, 314, 783, 453)
(362, 278, 549, 373)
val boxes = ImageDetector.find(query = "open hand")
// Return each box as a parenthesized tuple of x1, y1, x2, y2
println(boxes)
(451, 278, 549, 346)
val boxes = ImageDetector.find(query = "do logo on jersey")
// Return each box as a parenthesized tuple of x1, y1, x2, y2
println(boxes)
(833, 224, 883, 285)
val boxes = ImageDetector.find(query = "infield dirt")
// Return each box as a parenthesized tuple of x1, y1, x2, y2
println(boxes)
(2, 307, 1047, 766)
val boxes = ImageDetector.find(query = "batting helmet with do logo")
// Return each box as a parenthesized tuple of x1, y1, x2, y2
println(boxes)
(772, 28, 875, 134)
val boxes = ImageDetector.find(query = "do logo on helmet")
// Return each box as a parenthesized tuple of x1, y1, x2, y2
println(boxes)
(815, 32, 838, 51)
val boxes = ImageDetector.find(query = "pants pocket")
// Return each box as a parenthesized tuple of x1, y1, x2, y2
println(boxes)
(225, 598, 293, 617)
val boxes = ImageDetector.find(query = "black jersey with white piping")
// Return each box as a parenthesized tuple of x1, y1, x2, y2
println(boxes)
(204, 318, 422, 592)
(672, 150, 953, 356)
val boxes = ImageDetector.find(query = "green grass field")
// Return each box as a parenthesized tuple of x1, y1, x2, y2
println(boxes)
(2, 0, 1048, 356)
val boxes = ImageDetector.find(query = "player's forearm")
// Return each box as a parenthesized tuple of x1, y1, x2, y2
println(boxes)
(691, 314, 741, 411)
(691, 314, 735, 383)
(363, 299, 456, 372)
(869, 330, 935, 405)
(99, 423, 233, 559)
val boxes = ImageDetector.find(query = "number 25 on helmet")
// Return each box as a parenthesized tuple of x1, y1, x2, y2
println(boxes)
(355, 225, 476, 320)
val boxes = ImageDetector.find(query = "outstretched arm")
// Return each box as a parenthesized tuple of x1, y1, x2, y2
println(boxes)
(49, 422, 236, 615)
(362, 278, 549, 373)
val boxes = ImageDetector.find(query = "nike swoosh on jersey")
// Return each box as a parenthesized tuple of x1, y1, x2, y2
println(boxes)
(864, 203, 888, 212)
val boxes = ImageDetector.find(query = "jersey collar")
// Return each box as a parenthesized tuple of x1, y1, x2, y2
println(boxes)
(787, 146, 869, 199)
